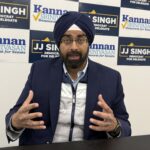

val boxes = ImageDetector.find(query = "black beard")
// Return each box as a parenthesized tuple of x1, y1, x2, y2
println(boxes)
(60, 50, 88, 69)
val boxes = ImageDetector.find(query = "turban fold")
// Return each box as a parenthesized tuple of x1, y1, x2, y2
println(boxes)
(53, 11, 95, 47)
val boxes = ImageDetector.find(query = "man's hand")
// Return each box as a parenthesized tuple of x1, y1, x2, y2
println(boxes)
(89, 94, 117, 132)
(12, 90, 46, 130)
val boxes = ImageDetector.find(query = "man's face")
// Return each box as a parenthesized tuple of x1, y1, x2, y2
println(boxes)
(59, 30, 89, 69)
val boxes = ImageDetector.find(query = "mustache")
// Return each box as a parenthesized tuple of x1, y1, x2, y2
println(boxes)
(66, 51, 81, 57)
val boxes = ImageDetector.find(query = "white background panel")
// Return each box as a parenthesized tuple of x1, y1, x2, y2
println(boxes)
(30, 0, 78, 31)
(0, 29, 29, 63)
(119, 8, 150, 38)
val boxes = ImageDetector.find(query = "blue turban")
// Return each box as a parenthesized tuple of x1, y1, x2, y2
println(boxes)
(53, 11, 95, 47)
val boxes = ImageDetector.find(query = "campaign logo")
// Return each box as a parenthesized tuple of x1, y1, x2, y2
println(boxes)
(29, 30, 59, 63)
(89, 10, 118, 31)
(32, 4, 67, 23)
(79, 3, 120, 36)
(121, 14, 150, 31)
(0, 0, 29, 29)
(118, 37, 150, 65)
(89, 42, 115, 57)
(0, 37, 26, 54)
(121, 0, 150, 10)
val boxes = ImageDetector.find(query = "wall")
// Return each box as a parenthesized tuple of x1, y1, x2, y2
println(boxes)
(0, 0, 150, 147)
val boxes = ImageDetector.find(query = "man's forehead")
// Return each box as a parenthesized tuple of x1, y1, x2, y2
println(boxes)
(64, 30, 86, 36)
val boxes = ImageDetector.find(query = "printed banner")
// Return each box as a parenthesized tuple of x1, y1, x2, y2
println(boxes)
(79, 3, 120, 36)
(30, 0, 78, 32)
(0, 0, 150, 66)
(79, 0, 121, 7)
(29, 30, 59, 63)
(121, 0, 150, 10)
(119, 8, 150, 39)
(89, 35, 118, 66)
(0, 28, 29, 62)
(0, 0, 30, 29)
(118, 37, 150, 65)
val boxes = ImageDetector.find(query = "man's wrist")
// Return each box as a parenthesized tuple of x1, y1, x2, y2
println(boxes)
(108, 119, 121, 137)
(7, 117, 24, 141)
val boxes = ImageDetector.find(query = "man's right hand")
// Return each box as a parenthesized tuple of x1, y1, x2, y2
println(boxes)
(11, 90, 46, 130)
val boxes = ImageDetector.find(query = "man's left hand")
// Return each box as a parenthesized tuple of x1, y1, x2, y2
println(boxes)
(89, 94, 117, 132)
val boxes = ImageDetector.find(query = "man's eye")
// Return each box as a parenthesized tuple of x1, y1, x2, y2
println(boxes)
(66, 39, 71, 41)
(79, 39, 84, 42)
(77, 38, 85, 43)
(65, 39, 71, 43)
(62, 38, 71, 42)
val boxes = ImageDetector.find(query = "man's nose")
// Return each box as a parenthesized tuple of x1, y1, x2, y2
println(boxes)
(70, 40, 78, 49)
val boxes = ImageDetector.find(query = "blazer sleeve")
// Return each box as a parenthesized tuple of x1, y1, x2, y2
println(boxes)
(112, 72, 131, 137)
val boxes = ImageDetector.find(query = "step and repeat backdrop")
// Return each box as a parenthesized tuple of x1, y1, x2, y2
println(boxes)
(0, 0, 150, 66)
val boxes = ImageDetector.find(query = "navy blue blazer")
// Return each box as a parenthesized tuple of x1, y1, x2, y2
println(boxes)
(6, 57, 131, 145)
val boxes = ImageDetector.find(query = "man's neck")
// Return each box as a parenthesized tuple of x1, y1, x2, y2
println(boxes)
(67, 61, 87, 80)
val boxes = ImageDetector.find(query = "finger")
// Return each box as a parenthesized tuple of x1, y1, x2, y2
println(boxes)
(90, 118, 111, 127)
(89, 125, 108, 131)
(25, 120, 45, 127)
(29, 125, 46, 130)
(98, 94, 113, 113)
(25, 112, 43, 120)
(20, 103, 39, 113)
(24, 120, 46, 129)
(23, 90, 34, 106)
(93, 111, 112, 120)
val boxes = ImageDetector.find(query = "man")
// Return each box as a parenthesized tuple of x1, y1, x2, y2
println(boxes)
(6, 11, 131, 146)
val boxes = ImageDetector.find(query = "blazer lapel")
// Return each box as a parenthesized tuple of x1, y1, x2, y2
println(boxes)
(48, 58, 63, 136)
(84, 59, 103, 139)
